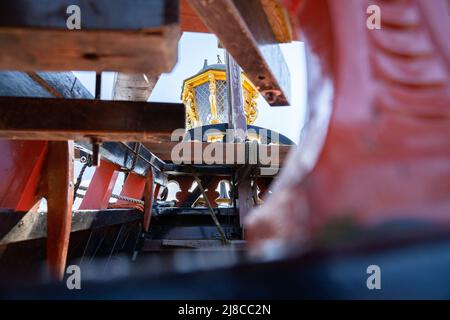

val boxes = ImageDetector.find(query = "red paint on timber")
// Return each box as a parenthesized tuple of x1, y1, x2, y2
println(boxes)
(79, 160, 119, 210)
(0, 141, 47, 211)
(116, 173, 146, 206)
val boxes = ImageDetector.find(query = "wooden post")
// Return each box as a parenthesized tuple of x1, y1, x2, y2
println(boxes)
(45, 141, 74, 280)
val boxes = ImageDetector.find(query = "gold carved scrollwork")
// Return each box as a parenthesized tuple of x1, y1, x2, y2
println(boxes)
(182, 84, 199, 129)
(182, 69, 259, 129)
(244, 89, 259, 124)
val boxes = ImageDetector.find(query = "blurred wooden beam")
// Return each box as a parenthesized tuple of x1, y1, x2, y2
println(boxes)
(0, 72, 93, 99)
(0, 97, 184, 141)
(0, 0, 179, 73)
(187, 0, 291, 106)
(180, 0, 209, 33)
(260, 0, 295, 43)
(44, 141, 74, 280)
(181, 0, 294, 43)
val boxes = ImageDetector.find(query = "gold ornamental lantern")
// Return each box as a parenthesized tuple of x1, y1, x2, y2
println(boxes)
(181, 58, 259, 130)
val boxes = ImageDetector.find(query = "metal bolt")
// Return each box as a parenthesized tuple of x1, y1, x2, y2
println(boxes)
(261, 89, 282, 104)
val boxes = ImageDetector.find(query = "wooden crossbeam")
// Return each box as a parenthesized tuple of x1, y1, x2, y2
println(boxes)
(187, 0, 291, 106)
(0, 209, 142, 245)
(180, 0, 294, 43)
(0, 97, 185, 141)
(0, 72, 93, 99)
(0, 0, 179, 73)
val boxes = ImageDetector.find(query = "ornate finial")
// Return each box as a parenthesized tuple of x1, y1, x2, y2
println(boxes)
(217, 55, 222, 64)
(203, 59, 208, 69)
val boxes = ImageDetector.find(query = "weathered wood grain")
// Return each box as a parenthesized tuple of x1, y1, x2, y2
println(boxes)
(0, 0, 179, 73)
(0, 209, 141, 245)
(0, 97, 185, 141)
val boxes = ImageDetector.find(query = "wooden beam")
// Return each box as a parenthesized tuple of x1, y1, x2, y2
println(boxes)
(0, 72, 92, 99)
(112, 73, 159, 101)
(34, 72, 93, 99)
(187, 0, 291, 106)
(0, 97, 185, 141)
(0, 28, 179, 74)
(0, 0, 179, 73)
(0, 209, 142, 245)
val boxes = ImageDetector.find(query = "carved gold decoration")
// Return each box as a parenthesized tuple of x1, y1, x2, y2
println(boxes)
(181, 68, 259, 129)
(208, 73, 219, 124)
(244, 89, 259, 125)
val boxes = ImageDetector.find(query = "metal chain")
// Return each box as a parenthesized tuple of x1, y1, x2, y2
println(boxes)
(73, 155, 92, 201)
(76, 185, 144, 205)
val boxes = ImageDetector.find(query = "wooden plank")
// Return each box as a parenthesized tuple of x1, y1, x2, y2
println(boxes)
(188, 0, 291, 106)
(181, 0, 294, 43)
(260, 0, 295, 43)
(0, 209, 141, 245)
(112, 73, 158, 101)
(0, 0, 179, 73)
(0, 28, 179, 73)
(0, 72, 53, 98)
(0, 72, 93, 98)
(0, 97, 185, 141)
